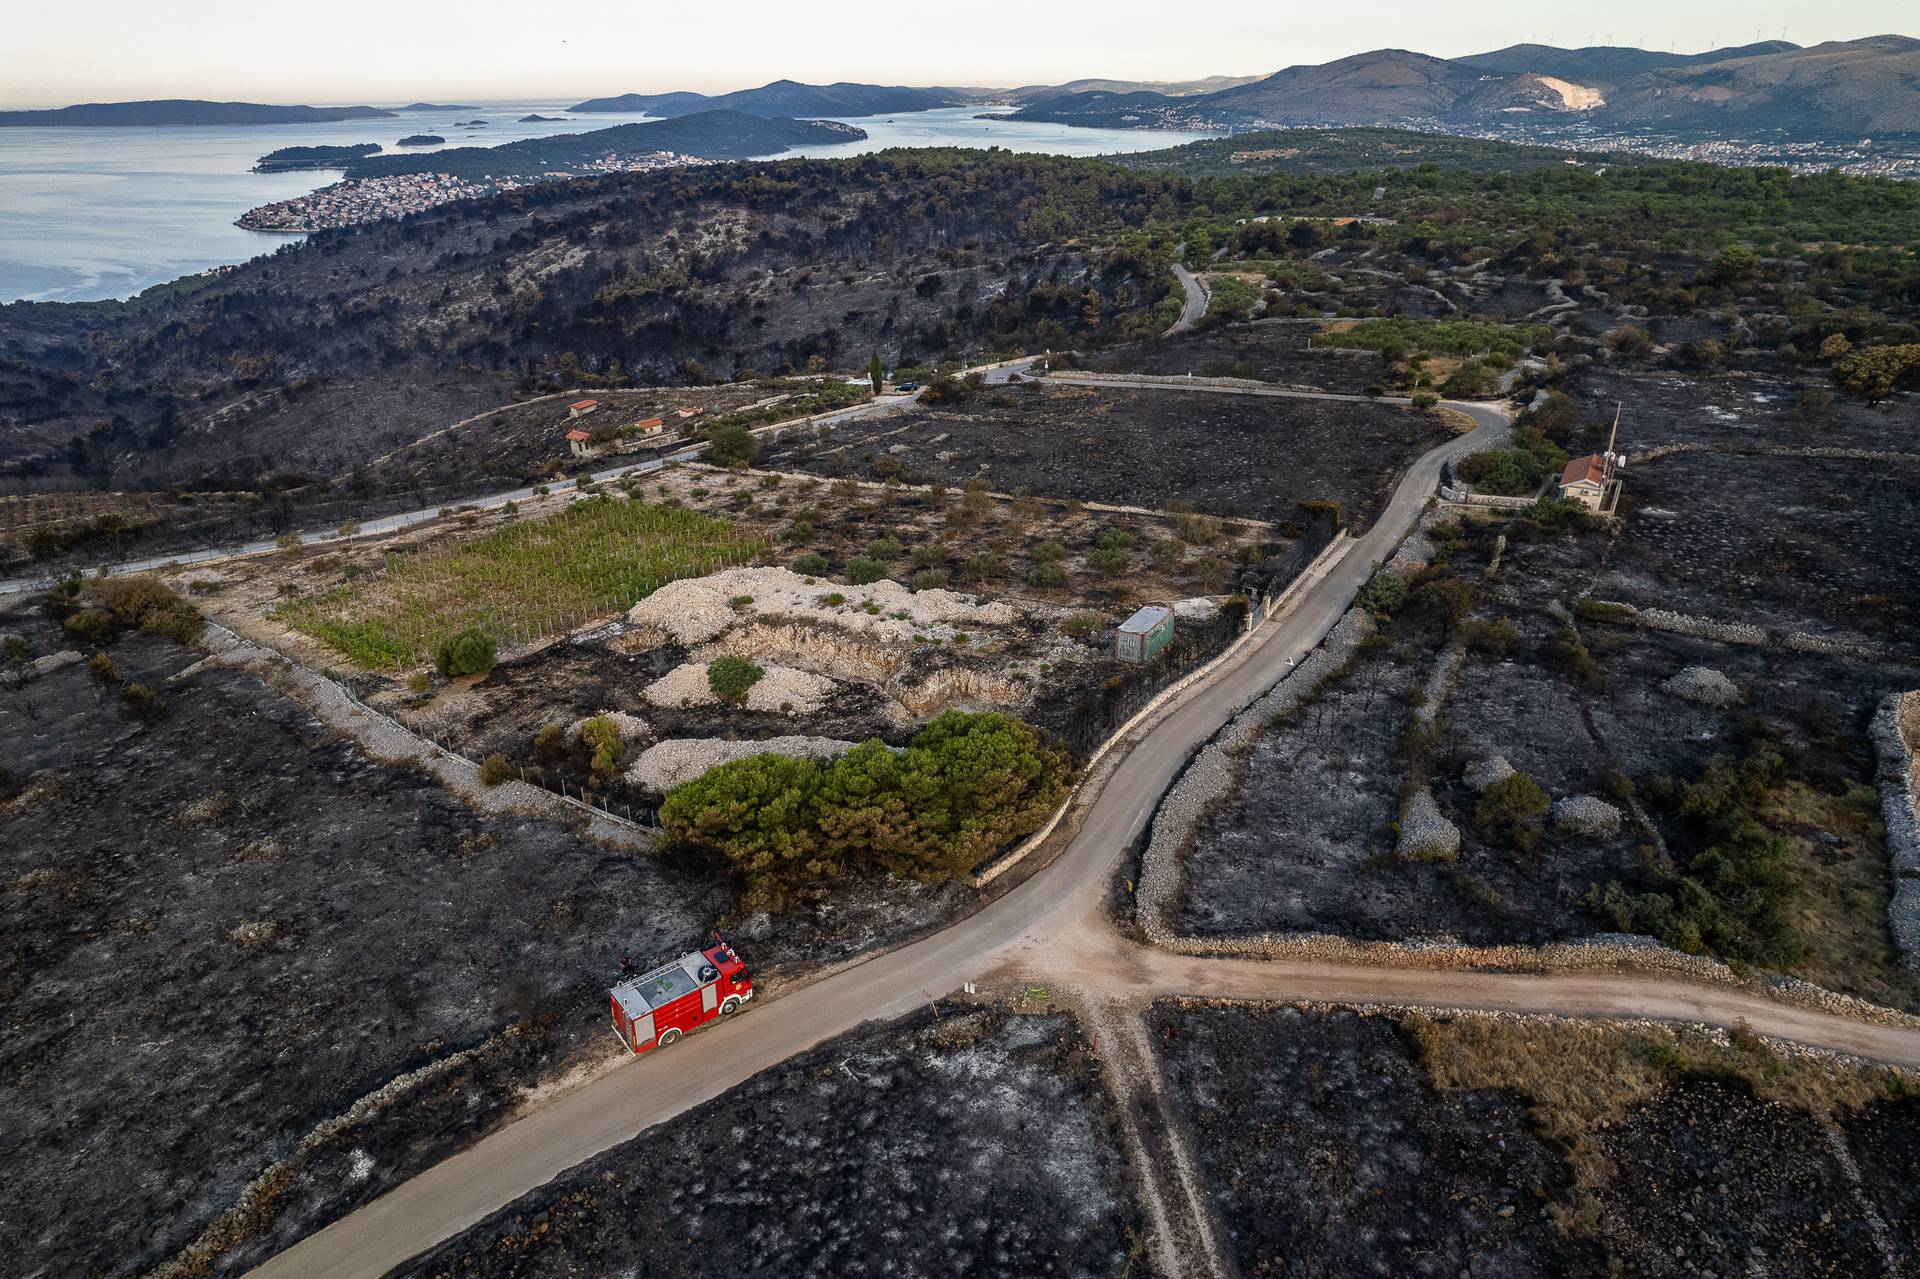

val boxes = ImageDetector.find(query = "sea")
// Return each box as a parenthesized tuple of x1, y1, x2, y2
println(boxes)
(0, 105, 1205, 304)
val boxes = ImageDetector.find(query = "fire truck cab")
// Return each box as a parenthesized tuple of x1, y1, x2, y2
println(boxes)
(610, 939, 753, 1053)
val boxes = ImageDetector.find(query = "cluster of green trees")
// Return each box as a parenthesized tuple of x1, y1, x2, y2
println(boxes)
(1588, 745, 1802, 970)
(1456, 425, 1569, 497)
(660, 711, 1070, 909)
(1832, 343, 1920, 403)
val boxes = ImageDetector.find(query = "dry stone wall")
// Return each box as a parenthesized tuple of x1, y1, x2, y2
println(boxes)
(1871, 691, 1920, 979)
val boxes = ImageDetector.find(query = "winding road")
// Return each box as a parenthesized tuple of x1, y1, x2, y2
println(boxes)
(1166, 261, 1208, 335)
(242, 385, 1920, 1278)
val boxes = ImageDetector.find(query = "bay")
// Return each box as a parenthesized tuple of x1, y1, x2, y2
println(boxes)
(0, 105, 1203, 304)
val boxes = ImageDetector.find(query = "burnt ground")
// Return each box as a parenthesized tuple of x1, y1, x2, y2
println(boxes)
(1601, 451, 1920, 655)
(761, 381, 1447, 529)
(1159, 1005, 1593, 1277)
(399, 1005, 1143, 1279)
(0, 601, 730, 1279)
(1159, 1004, 1917, 1279)
(1077, 321, 1392, 395)
(1568, 361, 1920, 456)
(1176, 511, 1920, 1008)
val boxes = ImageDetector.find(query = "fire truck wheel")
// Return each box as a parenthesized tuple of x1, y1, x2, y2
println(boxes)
(657, 1028, 682, 1047)
(720, 996, 742, 1015)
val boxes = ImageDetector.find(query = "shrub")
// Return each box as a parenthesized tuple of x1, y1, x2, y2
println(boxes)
(867, 535, 904, 560)
(910, 543, 945, 568)
(842, 556, 886, 585)
(1093, 527, 1134, 551)
(88, 652, 120, 683)
(1545, 625, 1596, 683)
(792, 552, 829, 575)
(1355, 570, 1408, 616)
(433, 629, 496, 678)
(912, 568, 948, 590)
(1027, 563, 1067, 588)
(707, 655, 764, 704)
(964, 552, 1004, 583)
(1062, 612, 1105, 639)
(579, 716, 624, 776)
(1410, 392, 1439, 411)
(707, 422, 762, 466)
(85, 576, 203, 644)
(1087, 547, 1129, 577)
(478, 753, 516, 786)
(1031, 541, 1068, 565)
(406, 671, 431, 694)
(1476, 773, 1551, 852)
(1462, 617, 1519, 656)
(533, 721, 568, 761)
(64, 608, 116, 643)
(122, 682, 164, 720)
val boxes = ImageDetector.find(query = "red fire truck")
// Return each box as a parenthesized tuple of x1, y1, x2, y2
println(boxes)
(609, 937, 754, 1053)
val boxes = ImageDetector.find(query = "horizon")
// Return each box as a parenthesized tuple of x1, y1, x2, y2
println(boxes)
(1, 0, 1912, 110)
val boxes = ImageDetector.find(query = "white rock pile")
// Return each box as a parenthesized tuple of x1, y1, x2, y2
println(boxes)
(625, 566, 1019, 648)
(626, 735, 859, 793)
(1661, 665, 1741, 709)
(1396, 790, 1460, 861)
(643, 661, 835, 716)
(1552, 794, 1624, 839)
(1464, 756, 1516, 792)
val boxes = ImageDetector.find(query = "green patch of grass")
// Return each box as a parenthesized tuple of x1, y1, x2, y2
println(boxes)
(281, 496, 763, 670)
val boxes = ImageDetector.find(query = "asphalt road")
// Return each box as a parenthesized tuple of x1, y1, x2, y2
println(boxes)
(1166, 261, 1208, 335)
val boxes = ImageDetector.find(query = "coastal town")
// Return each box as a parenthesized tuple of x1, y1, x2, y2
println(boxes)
(235, 149, 714, 232)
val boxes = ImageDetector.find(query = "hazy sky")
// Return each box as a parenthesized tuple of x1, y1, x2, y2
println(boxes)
(2, 0, 1911, 108)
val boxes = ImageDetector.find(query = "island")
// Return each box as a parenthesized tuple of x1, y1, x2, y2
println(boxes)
(399, 103, 480, 112)
(395, 134, 444, 146)
(0, 99, 396, 126)
(519, 114, 566, 122)
(236, 112, 867, 232)
(252, 143, 382, 172)
(343, 110, 865, 181)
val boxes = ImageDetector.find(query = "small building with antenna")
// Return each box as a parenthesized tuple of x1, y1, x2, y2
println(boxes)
(1557, 404, 1626, 514)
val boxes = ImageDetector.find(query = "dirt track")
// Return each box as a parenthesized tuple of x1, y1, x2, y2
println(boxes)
(244, 385, 1920, 1279)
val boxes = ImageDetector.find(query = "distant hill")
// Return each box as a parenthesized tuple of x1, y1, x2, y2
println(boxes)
(344, 110, 864, 180)
(570, 80, 962, 118)
(999, 74, 1265, 102)
(1200, 49, 1487, 125)
(1454, 41, 1798, 86)
(398, 103, 481, 112)
(1004, 36, 1920, 139)
(0, 99, 396, 127)
(1107, 126, 1633, 177)
(1598, 35, 1920, 134)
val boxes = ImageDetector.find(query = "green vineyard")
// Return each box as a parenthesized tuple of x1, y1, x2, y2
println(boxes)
(282, 495, 764, 670)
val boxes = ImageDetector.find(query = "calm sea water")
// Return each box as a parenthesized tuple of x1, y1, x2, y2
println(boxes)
(0, 105, 1202, 304)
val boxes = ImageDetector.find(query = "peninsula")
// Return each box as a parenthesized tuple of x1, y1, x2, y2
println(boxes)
(0, 98, 396, 126)
(252, 143, 381, 172)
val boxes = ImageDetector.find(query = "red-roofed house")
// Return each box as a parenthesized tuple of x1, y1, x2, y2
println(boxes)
(1557, 453, 1612, 511)
(566, 427, 596, 458)
(674, 406, 700, 419)
(568, 399, 599, 418)
(634, 417, 666, 435)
